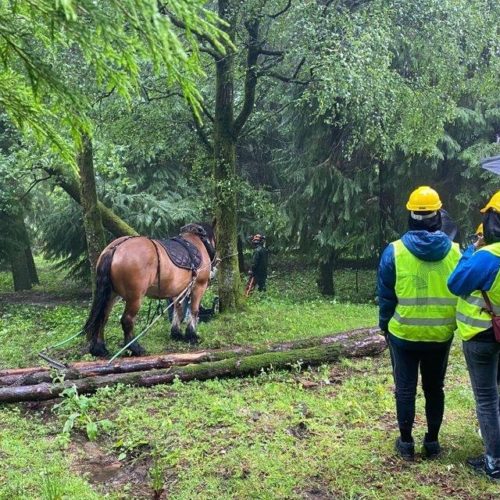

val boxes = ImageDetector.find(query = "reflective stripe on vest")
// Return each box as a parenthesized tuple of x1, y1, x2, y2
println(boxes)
(388, 239, 460, 342)
(455, 243, 500, 340)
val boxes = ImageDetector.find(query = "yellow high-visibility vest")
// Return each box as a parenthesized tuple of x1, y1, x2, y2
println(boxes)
(388, 239, 460, 342)
(455, 243, 500, 341)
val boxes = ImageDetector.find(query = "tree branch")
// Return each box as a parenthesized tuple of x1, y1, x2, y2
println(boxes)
(261, 57, 309, 85)
(160, 6, 225, 57)
(259, 48, 284, 56)
(269, 0, 292, 19)
(20, 175, 52, 200)
(200, 46, 221, 60)
(233, 20, 261, 136)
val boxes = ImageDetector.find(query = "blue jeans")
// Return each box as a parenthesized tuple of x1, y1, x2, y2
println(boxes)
(463, 339, 500, 463)
(388, 334, 452, 440)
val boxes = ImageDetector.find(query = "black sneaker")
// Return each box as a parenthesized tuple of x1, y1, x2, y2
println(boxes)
(466, 454, 485, 471)
(423, 437, 441, 459)
(395, 437, 415, 461)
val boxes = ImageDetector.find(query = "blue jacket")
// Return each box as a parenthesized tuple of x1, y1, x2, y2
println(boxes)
(377, 231, 452, 332)
(448, 244, 500, 296)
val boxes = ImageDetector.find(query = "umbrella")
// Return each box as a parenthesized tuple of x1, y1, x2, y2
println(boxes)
(481, 155, 500, 176)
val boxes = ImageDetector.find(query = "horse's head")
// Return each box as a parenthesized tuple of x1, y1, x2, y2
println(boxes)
(180, 222, 216, 261)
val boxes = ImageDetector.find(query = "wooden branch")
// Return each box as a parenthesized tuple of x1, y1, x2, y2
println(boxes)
(0, 328, 386, 402)
(0, 328, 384, 388)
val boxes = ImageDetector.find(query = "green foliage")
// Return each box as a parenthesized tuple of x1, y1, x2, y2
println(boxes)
(1, 262, 499, 497)
(0, 408, 98, 499)
(54, 385, 114, 442)
(0, 0, 228, 159)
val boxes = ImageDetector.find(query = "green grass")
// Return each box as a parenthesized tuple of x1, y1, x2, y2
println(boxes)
(0, 258, 498, 498)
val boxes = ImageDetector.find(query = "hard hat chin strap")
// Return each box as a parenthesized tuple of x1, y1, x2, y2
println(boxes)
(410, 211, 437, 220)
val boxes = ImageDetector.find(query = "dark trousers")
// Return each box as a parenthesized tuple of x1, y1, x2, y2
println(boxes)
(463, 339, 500, 462)
(388, 334, 452, 440)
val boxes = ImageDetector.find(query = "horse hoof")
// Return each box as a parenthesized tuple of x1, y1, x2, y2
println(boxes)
(128, 342, 146, 357)
(186, 335, 200, 345)
(89, 342, 110, 358)
(170, 327, 184, 342)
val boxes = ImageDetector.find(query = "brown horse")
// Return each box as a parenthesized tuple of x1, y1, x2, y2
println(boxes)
(83, 223, 216, 357)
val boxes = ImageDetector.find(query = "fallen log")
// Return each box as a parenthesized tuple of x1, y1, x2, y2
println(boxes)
(0, 330, 386, 403)
(0, 327, 383, 387)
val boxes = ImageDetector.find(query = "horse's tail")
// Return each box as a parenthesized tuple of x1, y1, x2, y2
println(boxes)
(84, 248, 115, 342)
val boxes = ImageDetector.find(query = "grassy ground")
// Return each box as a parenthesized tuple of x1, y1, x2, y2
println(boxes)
(0, 259, 498, 498)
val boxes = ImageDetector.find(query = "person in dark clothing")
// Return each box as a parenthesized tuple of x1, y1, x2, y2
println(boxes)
(447, 191, 500, 482)
(378, 186, 460, 461)
(249, 234, 268, 292)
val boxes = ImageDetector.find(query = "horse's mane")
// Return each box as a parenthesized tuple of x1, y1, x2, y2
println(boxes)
(196, 222, 215, 243)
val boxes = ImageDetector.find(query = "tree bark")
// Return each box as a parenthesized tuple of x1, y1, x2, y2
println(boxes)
(237, 235, 245, 273)
(7, 213, 37, 291)
(317, 251, 336, 296)
(77, 133, 107, 295)
(0, 327, 384, 387)
(25, 247, 39, 285)
(0, 330, 386, 403)
(9, 248, 32, 291)
(213, 0, 241, 311)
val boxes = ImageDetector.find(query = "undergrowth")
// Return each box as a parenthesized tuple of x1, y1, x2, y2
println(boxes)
(0, 258, 497, 498)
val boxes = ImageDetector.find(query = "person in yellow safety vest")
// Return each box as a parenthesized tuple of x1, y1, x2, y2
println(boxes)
(448, 191, 500, 482)
(378, 186, 461, 461)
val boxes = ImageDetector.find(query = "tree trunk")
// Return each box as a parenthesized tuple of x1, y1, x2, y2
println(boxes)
(25, 247, 39, 285)
(44, 163, 138, 238)
(0, 327, 384, 387)
(237, 235, 245, 273)
(317, 252, 336, 296)
(0, 329, 385, 403)
(77, 133, 107, 295)
(10, 248, 32, 291)
(213, 0, 241, 311)
(8, 213, 37, 291)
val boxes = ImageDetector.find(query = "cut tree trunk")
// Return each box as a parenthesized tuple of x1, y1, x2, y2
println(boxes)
(0, 328, 385, 402)
(0, 327, 382, 385)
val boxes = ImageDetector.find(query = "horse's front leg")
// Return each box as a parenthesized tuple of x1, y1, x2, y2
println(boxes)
(170, 297, 185, 341)
(185, 283, 207, 344)
(121, 298, 146, 356)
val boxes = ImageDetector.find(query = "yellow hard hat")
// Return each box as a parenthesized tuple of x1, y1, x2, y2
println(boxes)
(476, 223, 484, 235)
(406, 186, 442, 211)
(480, 191, 500, 213)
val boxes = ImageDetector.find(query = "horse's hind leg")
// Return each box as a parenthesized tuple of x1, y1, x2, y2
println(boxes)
(121, 298, 146, 356)
(170, 298, 185, 341)
(89, 296, 117, 357)
(185, 284, 206, 344)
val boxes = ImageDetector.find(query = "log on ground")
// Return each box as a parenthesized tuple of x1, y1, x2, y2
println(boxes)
(0, 336, 385, 403)
(0, 327, 384, 387)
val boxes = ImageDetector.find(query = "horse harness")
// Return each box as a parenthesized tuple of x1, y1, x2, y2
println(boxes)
(103, 226, 215, 298)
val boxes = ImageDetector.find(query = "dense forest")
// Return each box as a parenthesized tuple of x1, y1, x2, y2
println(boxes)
(1, 1, 500, 498)
(1, 0, 499, 300)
